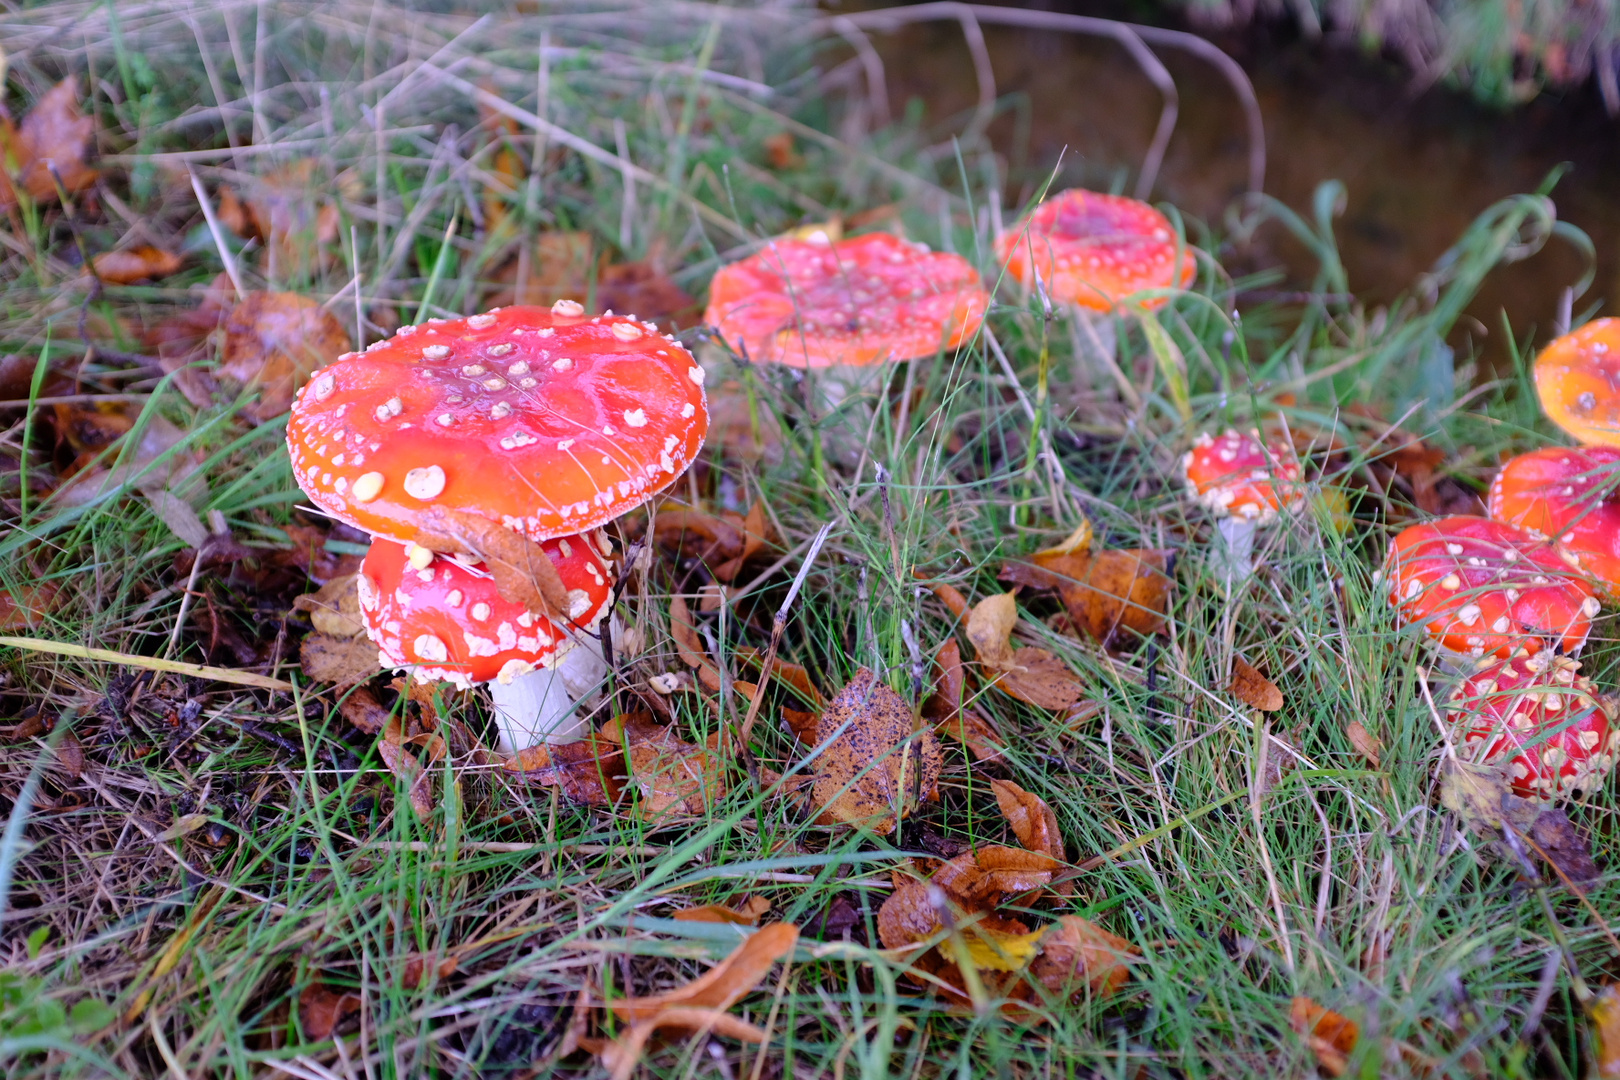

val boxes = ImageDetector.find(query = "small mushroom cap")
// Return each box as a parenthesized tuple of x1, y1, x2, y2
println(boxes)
(994, 189, 1194, 312)
(357, 532, 615, 688)
(704, 232, 988, 368)
(1384, 515, 1598, 658)
(1181, 429, 1303, 523)
(1449, 654, 1619, 801)
(286, 305, 709, 545)
(1488, 446, 1620, 599)
(1533, 318, 1620, 446)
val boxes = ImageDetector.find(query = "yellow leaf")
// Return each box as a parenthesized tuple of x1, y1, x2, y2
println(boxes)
(949, 924, 1046, 972)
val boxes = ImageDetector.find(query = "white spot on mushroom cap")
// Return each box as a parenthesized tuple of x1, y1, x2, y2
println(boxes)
(406, 544, 434, 570)
(467, 313, 496, 329)
(624, 408, 647, 428)
(414, 634, 449, 662)
(552, 299, 585, 317)
(311, 374, 336, 400)
(422, 344, 450, 360)
(404, 465, 446, 501)
(352, 472, 385, 502)
(611, 321, 643, 342)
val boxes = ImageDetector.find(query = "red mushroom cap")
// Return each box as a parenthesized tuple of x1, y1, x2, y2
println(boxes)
(357, 531, 615, 688)
(286, 304, 709, 545)
(1448, 654, 1619, 800)
(1383, 516, 1598, 658)
(703, 232, 989, 368)
(1488, 445, 1620, 598)
(1533, 318, 1620, 447)
(994, 189, 1194, 312)
(1181, 429, 1303, 523)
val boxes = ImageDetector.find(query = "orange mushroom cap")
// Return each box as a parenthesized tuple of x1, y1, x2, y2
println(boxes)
(1383, 516, 1598, 659)
(994, 189, 1194, 312)
(703, 232, 988, 368)
(286, 303, 709, 545)
(358, 532, 614, 689)
(1488, 446, 1620, 598)
(1449, 654, 1619, 801)
(1181, 429, 1303, 524)
(1533, 318, 1620, 446)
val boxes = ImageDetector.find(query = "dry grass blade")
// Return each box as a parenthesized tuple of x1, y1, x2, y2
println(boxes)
(0, 635, 294, 690)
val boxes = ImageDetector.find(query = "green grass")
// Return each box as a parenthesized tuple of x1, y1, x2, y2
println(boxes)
(0, 2, 1615, 1078)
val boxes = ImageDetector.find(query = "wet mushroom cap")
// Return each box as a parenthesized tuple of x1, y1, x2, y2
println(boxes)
(1488, 445, 1620, 598)
(704, 232, 989, 368)
(1448, 654, 1620, 801)
(1181, 429, 1303, 524)
(994, 189, 1194, 312)
(357, 531, 615, 688)
(1533, 317, 1620, 447)
(286, 304, 709, 545)
(1383, 515, 1598, 658)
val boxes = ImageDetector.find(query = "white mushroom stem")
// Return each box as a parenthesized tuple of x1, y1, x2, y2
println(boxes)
(1213, 515, 1258, 582)
(805, 363, 890, 468)
(487, 622, 615, 753)
(1070, 309, 1118, 368)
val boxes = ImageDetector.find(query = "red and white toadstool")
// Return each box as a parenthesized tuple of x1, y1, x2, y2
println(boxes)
(1383, 516, 1598, 661)
(286, 302, 709, 546)
(1181, 429, 1303, 579)
(1488, 445, 1620, 599)
(995, 189, 1194, 369)
(704, 231, 988, 370)
(1533, 318, 1620, 448)
(358, 532, 615, 751)
(1448, 654, 1619, 801)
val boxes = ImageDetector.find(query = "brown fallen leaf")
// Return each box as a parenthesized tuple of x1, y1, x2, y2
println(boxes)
(989, 779, 1063, 861)
(763, 132, 802, 170)
(293, 574, 365, 638)
(1503, 798, 1603, 889)
(965, 593, 1087, 711)
(673, 896, 771, 925)
(377, 714, 441, 818)
(733, 646, 823, 709)
(1587, 983, 1620, 1078)
(298, 980, 361, 1041)
(299, 632, 380, 687)
(401, 952, 459, 990)
(1439, 756, 1508, 833)
(223, 160, 342, 279)
(922, 577, 971, 620)
(602, 713, 726, 823)
(922, 638, 1007, 763)
(501, 732, 625, 806)
(809, 668, 943, 835)
(92, 245, 184, 285)
(608, 922, 799, 1023)
(933, 846, 1062, 907)
(487, 231, 598, 309)
(1229, 657, 1283, 712)
(476, 93, 526, 235)
(415, 506, 570, 619)
(1290, 996, 1360, 1077)
(0, 78, 98, 210)
(599, 1008, 769, 1080)
(781, 707, 820, 744)
(1345, 720, 1382, 767)
(598, 260, 700, 328)
(219, 291, 352, 422)
(54, 731, 85, 779)
(1027, 916, 1136, 1001)
(337, 686, 391, 736)
(0, 583, 60, 631)
(667, 593, 722, 693)
(1000, 547, 1173, 647)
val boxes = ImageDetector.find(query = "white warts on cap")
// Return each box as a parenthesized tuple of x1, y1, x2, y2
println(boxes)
(568, 589, 592, 619)
(467, 313, 496, 329)
(406, 543, 434, 570)
(311, 373, 335, 399)
(413, 634, 449, 662)
(422, 344, 450, 360)
(624, 409, 648, 427)
(352, 472, 385, 502)
(552, 299, 585, 317)
(611, 321, 643, 342)
(404, 465, 446, 500)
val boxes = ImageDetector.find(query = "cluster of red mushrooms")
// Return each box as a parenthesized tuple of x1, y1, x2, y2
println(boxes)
(1180, 322, 1620, 802)
(286, 188, 1194, 754)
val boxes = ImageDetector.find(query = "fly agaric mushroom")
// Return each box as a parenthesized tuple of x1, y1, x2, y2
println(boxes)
(1448, 654, 1619, 801)
(358, 532, 615, 750)
(1533, 318, 1620, 447)
(1489, 445, 1620, 598)
(704, 231, 988, 369)
(1383, 516, 1598, 661)
(996, 189, 1194, 370)
(1182, 429, 1303, 579)
(286, 303, 709, 546)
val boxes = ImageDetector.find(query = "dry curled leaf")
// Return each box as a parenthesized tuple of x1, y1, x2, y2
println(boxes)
(1001, 547, 1173, 647)
(781, 707, 820, 744)
(667, 593, 721, 692)
(219, 291, 352, 422)
(1503, 799, 1603, 889)
(54, 731, 85, 779)
(298, 980, 361, 1042)
(377, 714, 441, 819)
(609, 922, 799, 1023)
(92, 245, 183, 285)
(336, 686, 390, 736)
(299, 631, 380, 687)
(809, 668, 942, 835)
(501, 732, 624, 806)
(966, 593, 1086, 711)
(989, 779, 1063, 861)
(1439, 756, 1508, 832)
(293, 574, 365, 638)
(1290, 997, 1360, 1077)
(1229, 657, 1283, 712)
(415, 506, 570, 618)
(934, 846, 1062, 907)
(1588, 984, 1620, 1078)
(1, 78, 98, 209)
(923, 638, 1007, 762)
(0, 583, 59, 630)
(673, 896, 771, 925)
(1345, 720, 1382, 767)
(734, 646, 822, 709)
(603, 712, 726, 822)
